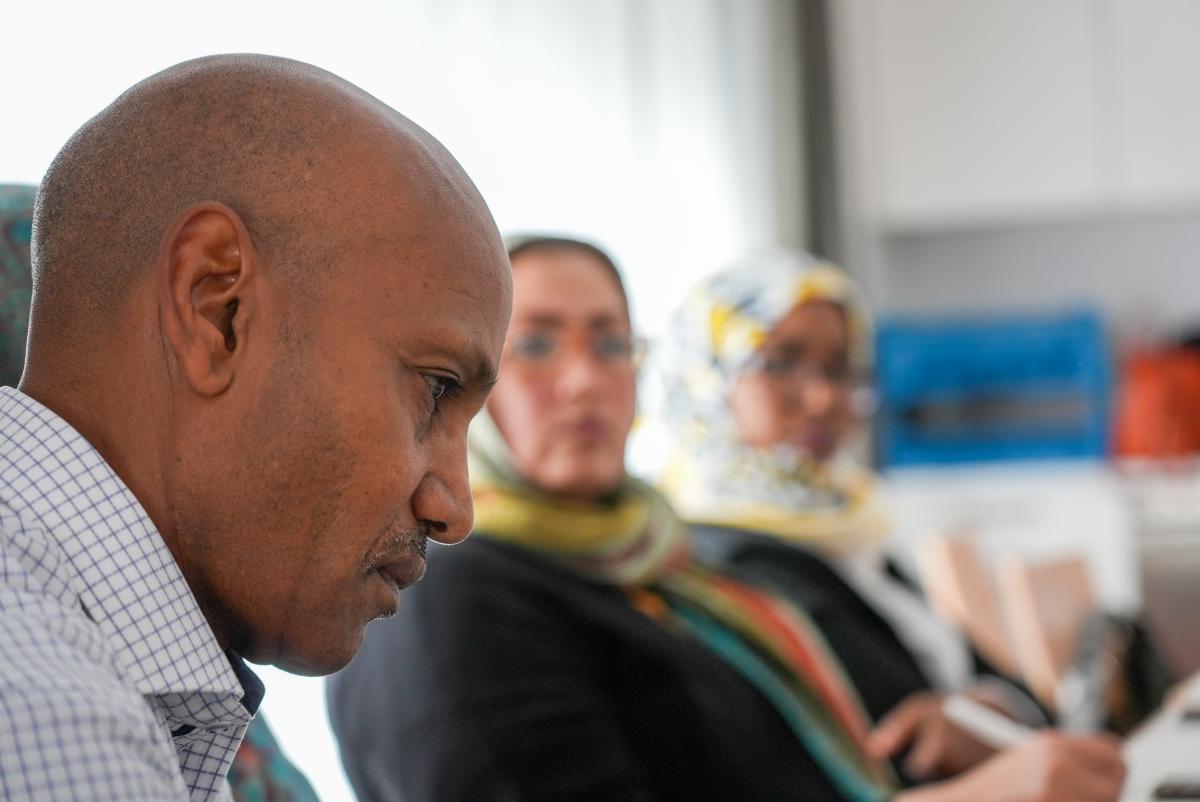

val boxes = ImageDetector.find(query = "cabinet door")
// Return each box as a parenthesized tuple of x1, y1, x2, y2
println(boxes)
(869, 0, 1106, 226)
(1109, 0, 1200, 205)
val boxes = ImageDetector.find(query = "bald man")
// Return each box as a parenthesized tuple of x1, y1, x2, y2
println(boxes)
(0, 55, 511, 802)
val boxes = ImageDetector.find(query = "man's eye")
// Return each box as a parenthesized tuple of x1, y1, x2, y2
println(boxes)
(511, 333, 557, 360)
(424, 375, 462, 407)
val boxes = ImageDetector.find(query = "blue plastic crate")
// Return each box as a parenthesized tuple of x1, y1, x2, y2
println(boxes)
(875, 309, 1113, 467)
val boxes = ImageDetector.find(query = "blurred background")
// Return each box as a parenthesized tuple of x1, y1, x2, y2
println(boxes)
(4, 2, 1200, 800)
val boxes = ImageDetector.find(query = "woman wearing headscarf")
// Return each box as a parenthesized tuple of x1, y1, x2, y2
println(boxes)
(328, 237, 1123, 802)
(655, 252, 1053, 778)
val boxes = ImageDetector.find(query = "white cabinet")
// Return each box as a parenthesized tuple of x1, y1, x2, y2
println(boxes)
(873, 0, 1106, 226)
(835, 0, 1200, 231)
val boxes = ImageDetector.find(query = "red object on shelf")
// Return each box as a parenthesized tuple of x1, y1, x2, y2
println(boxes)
(1114, 349, 1200, 457)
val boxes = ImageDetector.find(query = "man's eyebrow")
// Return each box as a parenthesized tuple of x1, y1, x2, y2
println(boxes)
(467, 344, 499, 398)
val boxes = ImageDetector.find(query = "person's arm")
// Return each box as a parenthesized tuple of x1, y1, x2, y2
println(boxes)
(892, 732, 1126, 802)
(0, 604, 191, 801)
(329, 547, 660, 802)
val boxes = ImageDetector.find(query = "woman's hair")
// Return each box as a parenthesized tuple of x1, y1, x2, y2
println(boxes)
(505, 234, 630, 317)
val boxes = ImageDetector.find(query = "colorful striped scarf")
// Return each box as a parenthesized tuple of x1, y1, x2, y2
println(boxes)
(469, 413, 896, 801)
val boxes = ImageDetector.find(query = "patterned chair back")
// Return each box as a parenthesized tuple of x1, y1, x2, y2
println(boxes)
(0, 184, 36, 387)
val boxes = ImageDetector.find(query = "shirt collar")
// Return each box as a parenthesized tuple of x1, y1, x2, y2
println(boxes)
(229, 650, 266, 715)
(0, 386, 257, 704)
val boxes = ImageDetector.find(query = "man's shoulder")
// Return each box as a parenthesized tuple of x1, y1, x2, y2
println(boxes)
(0, 500, 131, 708)
(0, 593, 188, 801)
(0, 500, 80, 608)
(0, 514, 181, 798)
(0, 601, 156, 728)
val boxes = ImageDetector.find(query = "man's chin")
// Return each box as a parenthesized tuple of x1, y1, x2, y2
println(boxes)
(268, 629, 365, 677)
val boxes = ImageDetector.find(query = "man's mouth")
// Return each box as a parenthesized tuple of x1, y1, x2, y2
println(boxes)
(363, 523, 431, 614)
(375, 556, 427, 593)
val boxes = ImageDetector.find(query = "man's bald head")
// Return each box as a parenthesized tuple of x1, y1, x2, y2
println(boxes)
(21, 54, 512, 675)
(31, 53, 478, 340)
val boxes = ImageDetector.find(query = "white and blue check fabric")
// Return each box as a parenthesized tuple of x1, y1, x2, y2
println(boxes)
(0, 386, 262, 801)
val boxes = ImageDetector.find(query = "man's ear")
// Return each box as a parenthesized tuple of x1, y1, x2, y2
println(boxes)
(158, 202, 259, 396)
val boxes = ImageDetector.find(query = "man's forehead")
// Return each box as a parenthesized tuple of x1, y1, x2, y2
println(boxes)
(347, 223, 506, 292)
(321, 173, 511, 345)
(359, 246, 508, 342)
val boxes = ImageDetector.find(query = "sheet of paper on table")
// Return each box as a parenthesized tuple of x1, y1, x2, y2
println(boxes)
(1121, 673, 1200, 802)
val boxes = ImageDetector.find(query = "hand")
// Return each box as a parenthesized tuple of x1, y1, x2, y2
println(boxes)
(896, 732, 1127, 802)
(868, 692, 995, 778)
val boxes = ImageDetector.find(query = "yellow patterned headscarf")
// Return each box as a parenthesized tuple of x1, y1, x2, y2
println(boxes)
(656, 252, 889, 557)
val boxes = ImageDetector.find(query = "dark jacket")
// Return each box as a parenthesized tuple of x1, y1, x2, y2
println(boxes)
(687, 524, 934, 725)
(328, 535, 857, 802)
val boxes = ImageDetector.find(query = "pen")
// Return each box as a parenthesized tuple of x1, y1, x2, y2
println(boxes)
(943, 693, 1037, 749)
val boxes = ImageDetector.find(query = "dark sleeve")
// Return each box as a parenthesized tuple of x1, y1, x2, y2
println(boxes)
(328, 542, 659, 802)
(691, 528, 933, 722)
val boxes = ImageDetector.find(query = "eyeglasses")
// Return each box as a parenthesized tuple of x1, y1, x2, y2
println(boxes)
(744, 348, 878, 416)
(745, 348, 860, 388)
(505, 330, 647, 369)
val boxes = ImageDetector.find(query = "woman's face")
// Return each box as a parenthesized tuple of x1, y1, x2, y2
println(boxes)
(729, 300, 855, 460)
(487, 247, 637, 501)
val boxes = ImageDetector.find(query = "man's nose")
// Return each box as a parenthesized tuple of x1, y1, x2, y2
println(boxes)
(411, 450, 473, 545)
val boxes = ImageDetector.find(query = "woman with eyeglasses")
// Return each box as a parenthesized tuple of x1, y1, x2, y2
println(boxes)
(654, 253, 1078, 781)
(328, 238, 1124, 802)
